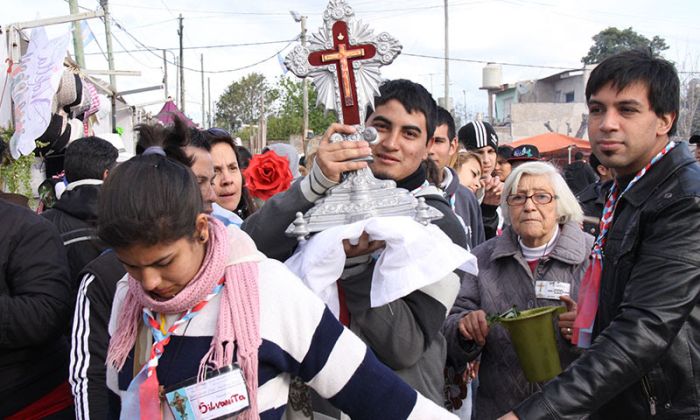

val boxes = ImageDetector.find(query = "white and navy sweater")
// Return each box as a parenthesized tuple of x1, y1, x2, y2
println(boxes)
(106, 258, 453, 419)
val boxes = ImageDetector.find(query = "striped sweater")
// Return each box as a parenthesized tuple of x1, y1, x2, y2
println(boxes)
(106, 258, 454, 419)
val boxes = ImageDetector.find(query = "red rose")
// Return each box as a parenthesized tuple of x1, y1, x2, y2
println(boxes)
(244, 150, 293, 201)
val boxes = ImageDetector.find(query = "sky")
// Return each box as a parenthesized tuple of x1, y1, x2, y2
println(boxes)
(4, 0, 700, 128)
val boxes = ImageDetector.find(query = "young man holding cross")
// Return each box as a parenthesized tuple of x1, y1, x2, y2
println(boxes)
(501, 49, 700, 419)
(244, 80, 467, 405)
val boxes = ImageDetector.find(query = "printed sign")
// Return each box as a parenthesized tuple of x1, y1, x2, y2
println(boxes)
(9, 27, 70, 159)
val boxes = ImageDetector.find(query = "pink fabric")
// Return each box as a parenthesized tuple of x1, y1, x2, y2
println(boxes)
(107, 217, 261, 419)
(573, 256, 602, 348)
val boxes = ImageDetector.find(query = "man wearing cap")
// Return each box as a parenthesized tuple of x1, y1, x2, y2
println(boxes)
(494, 145, 513, 181)
(458, 120, 503, 239)
(42, 136, 118, 285)
(576, 153, 613, 236)
(428, 106, 485, 249)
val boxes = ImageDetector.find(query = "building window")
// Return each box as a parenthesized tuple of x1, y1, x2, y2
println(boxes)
(565, 91, 575, 103)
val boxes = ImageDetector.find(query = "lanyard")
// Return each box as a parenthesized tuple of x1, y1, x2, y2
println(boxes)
(593, 141, 675, 259)
(142, 277, 225, 378)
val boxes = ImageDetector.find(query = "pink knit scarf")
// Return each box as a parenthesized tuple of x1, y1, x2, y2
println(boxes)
(107, 217, 261, 419)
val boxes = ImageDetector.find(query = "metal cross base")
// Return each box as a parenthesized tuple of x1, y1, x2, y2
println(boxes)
(286, 167, 443, 241)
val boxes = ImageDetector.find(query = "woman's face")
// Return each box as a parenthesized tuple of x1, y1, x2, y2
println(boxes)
(457, 159, 482, 193)
(115, 215, 208, 300)
(211, 143, 243, 212)
(508, 174, 559, 247)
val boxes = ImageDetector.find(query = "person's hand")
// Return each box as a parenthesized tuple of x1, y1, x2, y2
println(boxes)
(466, 360, 480, 380)
(498, 411, 519, 420)
(458, 310, 490, 346)
(558, 295, 577, 343)
(343, 231, 385, 258)
(316, 123, 372, 182)
(481, 174, 503, 206)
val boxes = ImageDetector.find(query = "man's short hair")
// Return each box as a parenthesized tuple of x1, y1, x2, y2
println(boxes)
(585, 49, 680, 135)
(574, 151, 584, 161)
(367, 79, 437, 143)
(64, 136, 118, 182)
(435, 106, 456, 140)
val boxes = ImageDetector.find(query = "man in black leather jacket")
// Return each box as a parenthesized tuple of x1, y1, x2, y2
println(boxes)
(503, 50, 700, 419)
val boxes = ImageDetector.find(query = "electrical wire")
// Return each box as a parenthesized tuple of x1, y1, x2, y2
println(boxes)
(402, 52, 579, 70)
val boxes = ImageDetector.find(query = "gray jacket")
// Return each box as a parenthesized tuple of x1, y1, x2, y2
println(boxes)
(443, 221, 593, 419)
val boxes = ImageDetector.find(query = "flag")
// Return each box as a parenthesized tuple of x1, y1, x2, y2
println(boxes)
(80, 20, 95, 48)
(277, 52, 288, 75)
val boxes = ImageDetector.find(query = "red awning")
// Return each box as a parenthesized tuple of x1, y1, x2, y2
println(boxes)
(511, 132, 591, 153)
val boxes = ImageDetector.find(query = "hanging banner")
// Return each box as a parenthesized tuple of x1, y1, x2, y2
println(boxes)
(9, 27, 70, 159)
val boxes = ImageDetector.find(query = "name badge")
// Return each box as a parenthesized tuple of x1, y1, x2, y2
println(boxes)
(535, 281, 571, 300)
(165, 365, 250, 420)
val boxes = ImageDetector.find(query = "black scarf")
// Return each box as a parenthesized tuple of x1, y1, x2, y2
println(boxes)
(395, 162, 427, 191)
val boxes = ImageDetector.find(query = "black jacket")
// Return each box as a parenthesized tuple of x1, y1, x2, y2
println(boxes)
(564, 160, 598, 194)
(70, 250, 124, 420)
(42, 183, 106, 286)
(515, 142, 700, 419)
(0, 199, 72, 417)
(576, 180, 612, 237)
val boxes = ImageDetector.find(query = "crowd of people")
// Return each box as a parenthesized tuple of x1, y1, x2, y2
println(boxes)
(0, 49, 698, 419)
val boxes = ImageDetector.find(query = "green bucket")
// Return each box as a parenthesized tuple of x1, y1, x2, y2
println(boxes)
(498, 305, 566, 383)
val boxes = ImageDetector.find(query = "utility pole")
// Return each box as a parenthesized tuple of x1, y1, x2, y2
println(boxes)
(100, 0, 117, 132)
(207, 77, 212, 128)
(178, 14, 185, 112)
(301, 15, 308, 152)
(200, 54, 205, 127)
(444, 0, 449, 111)
(163, 49, 168, 99)
(175, 56, 180, 107)
(68, 0, 85, 68)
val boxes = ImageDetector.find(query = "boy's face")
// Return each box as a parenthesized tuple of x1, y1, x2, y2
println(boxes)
(427, 124, 458, 171)
(368, 99, 432, 182)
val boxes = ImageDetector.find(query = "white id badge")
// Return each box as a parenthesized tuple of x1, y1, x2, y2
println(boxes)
(535, 281, 571, 300)
(164, 365, 250, 420)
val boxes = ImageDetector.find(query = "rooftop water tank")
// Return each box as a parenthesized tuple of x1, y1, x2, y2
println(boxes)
(482, 63, 502, 89)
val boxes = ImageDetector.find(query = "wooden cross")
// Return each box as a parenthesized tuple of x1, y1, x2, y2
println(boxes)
(308, 21, 376, 125)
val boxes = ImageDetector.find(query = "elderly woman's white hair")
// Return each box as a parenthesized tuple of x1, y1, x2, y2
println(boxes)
(500, 161, 583, 224)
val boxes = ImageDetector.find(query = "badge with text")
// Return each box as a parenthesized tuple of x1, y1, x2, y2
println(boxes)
(535, 281, 571, 300)
(165, 365, 249, 420)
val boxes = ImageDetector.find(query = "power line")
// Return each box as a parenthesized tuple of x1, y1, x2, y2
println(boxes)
(83, 38, 297, 55)
(402, 52, 579, 70)
(110, 16, 295, 73)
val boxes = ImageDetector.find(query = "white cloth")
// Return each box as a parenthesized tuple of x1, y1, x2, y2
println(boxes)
(285, 216, 478, 318)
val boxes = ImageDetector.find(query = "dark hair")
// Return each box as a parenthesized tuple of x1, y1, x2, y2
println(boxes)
(574, 151, 584, 161)
(423, 158, 442, 186)
(585, 49, 680, 135)
(135, 117, 210, 167)
(435, 106, 456, 140)
(237, 146, 252, 169)
(202, 128, 258, 219)
(366, 79, 438, 143)
(64, 136, 118, 182)
(98, 154, 203, 248)
(589, 152, 604, 175)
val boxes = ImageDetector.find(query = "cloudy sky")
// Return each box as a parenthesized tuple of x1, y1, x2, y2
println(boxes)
(5, 0, 699, 126)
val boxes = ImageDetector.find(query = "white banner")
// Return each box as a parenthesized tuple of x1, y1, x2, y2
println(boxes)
(9, 27, 70, 159)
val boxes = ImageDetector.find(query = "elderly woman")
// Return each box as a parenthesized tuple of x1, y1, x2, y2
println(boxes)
(443, 161, 593, 419)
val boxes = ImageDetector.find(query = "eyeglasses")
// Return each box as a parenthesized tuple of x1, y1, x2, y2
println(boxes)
(506, 192, 557, 206)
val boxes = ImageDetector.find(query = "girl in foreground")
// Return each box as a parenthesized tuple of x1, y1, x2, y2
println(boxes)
(100, 154, 453, 419)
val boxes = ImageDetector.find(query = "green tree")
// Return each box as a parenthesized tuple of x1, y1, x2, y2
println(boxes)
(581, 27, 669, 64)
(214, 73, 279, 133)
(266, 76, 337, 140)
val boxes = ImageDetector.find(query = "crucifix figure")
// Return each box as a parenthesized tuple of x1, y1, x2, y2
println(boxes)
(284, 0, 401, 129)
(283, 0, 442, 239)
(308, 21, 376, 125)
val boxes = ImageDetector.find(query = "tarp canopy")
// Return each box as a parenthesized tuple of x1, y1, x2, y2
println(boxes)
(511, 132, 591, 153)
(155, 99, 195, 127)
